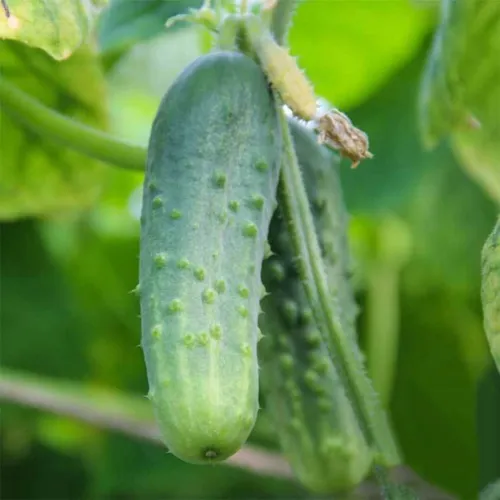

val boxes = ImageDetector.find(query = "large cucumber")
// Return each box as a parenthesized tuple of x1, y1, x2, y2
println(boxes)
(481, 217, 500, 373)
(139, 51, 282, 464)
(259, 118, 372, 493)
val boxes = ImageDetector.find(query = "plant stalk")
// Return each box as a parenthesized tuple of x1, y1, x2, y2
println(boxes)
(0, 78, 146, 171)
(366, 265, 401, 408)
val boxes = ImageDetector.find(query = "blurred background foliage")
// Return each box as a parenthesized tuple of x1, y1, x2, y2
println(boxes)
(1, 0, 499, 499)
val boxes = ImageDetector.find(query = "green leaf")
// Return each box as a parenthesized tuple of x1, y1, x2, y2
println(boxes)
(0, 220, 89, 379)
(453, 132, 500, 207)
(339, 51, 434, 213)
(478, 367, 500, 494)
(289, 0, 436, 110)
(0, 0, 99, 60)
(419, 0, 500, 203)
(390, 158, 496, 498)
(404, 151, 497, 293)
(97, 0, 202, 54)
(0, 41, 107, 219)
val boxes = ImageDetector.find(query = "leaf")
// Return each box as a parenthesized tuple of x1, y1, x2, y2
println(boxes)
(96, 0, 202, 55)
(289, 0, 436, 110)
(0, 220, 89, 379)
(404, 150, 497, 293)
(419, 0, 500, 203)
(478, 366, 500, 495)
(453, 131, 500, 207)
(0, 40, 107, 219)
(389, 158, 496, 498)
(343, 50, 496, 493)
(0, 0, 100, 60)
(339, 50, 434, 213)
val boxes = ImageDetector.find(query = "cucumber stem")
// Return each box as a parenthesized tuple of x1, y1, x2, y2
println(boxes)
(276, 104, 401, 467)
(0, 78, 146, 171)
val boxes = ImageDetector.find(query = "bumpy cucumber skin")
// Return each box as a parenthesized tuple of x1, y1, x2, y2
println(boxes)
(482, 217, 500, 373)
(259, 119, 371, 493)
(140, 51, 282, 464)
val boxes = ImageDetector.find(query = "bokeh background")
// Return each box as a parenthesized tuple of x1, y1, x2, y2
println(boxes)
(1, 1, 499, 499)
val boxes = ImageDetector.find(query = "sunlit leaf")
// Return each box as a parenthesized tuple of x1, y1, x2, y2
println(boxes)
(0, 41, 107, 219)
(0, 0, 100, 60)
(290, 0, 436, 110)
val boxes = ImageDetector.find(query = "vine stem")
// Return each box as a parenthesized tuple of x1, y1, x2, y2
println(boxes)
(366, 263, 401, 408)
(0, 78, 146, 171)
(0, 369, 455, 498)
(276, 106, 401, 467)
(0, 370, 292, 479)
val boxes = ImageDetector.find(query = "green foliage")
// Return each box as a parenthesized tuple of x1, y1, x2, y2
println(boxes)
(0, 0, 100, 59)
(289, 0, 436, 109)
(419, 0, 500, 204)
(478, 366, 500, 494)
(482, 217, 500, 373)
(0, 41, 107, 219)
(97, 0, 201, 58)
(0, 220, 89, 379)
(90, 434, 301, 499)
(340, 52, 433, 213)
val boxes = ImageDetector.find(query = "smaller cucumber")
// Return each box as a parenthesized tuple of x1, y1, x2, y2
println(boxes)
(481, 217, 500, 373)
(259, 119, 372, 493)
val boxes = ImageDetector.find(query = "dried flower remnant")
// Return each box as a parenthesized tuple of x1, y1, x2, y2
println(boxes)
(317, 110, 373, 169)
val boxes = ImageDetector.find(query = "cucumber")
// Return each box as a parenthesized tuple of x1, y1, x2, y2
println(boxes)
(139, 51, 282, 464)
(259, 118, 372, 493)
(481, 217, 500, 373)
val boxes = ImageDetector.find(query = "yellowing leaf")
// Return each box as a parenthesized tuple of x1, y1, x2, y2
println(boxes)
(0, 0, 99, 60)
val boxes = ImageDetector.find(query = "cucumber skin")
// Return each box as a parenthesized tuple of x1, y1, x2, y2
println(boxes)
(139, 51, 282, 464)
(259, 119, 371, 493)
(482, 217, 500, 373)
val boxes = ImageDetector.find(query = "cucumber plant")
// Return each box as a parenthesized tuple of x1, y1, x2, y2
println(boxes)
(2, 0, 452, 497)
(138, 0, 401, 483)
